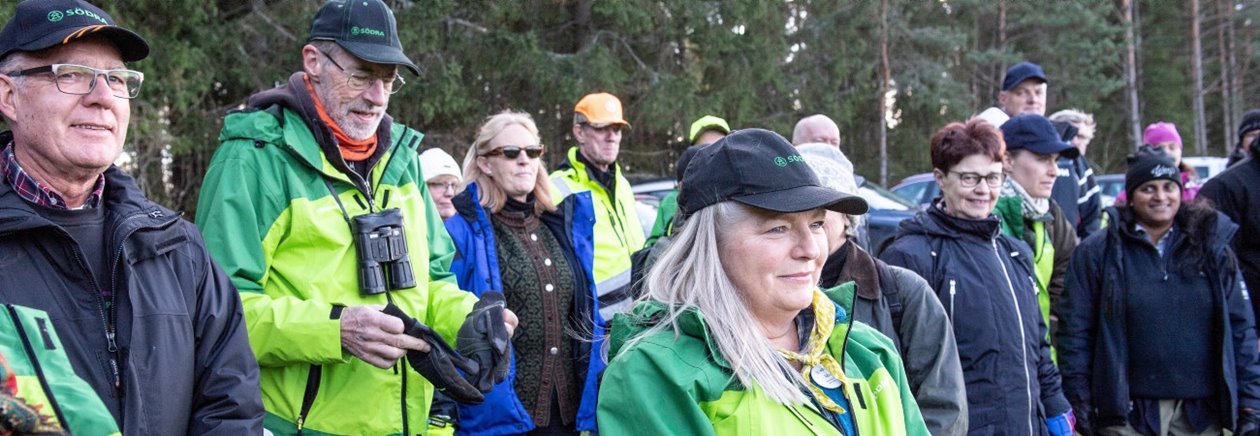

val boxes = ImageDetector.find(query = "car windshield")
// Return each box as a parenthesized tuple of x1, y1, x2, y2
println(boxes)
(860, 181, 916, 211)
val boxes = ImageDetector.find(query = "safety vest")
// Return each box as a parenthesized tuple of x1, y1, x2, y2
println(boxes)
(550, 147, 646, 321)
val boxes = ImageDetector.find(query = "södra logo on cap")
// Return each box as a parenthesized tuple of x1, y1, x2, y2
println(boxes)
(351, 26, 385, 37)
(53, 8, 108, 25)
(774, 154, 806, 167)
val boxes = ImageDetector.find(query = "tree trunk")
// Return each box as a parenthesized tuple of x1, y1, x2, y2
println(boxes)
(878, 0, 890, 186)
(1124, 0, 1143, 150)
(1218, 0, 1234, 153)
(1190, 0, 1209, 155)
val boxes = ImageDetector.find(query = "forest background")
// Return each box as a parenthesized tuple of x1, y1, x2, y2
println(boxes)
(1, 0, 1256, 217)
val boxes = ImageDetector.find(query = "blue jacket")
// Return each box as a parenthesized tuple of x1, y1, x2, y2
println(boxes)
(881, 202, 1071, 435)
(1059, 206, 1260, 432)
(443, 183, 604, 435)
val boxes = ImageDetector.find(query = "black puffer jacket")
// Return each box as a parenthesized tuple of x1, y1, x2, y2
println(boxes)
(881, 202, 1071, 435)
(1200, 154, 1260, 322)
(0, 165, 263, 434)
(1059, 206, 1260, 433)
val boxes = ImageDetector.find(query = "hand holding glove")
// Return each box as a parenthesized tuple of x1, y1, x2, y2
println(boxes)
(381, 304, 484, 404)
(457, 292, 512, 392)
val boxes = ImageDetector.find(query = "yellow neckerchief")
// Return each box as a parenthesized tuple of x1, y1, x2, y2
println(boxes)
(776, 289, 847, 414)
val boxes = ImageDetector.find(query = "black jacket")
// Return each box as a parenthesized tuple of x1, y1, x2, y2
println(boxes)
(881, 203, 1071, 435)
(0, 165, 263, 434)
(1200, 155, 1260, 322)
(1059, 207, 1260, 433)
(1051, 155, 1103, 240)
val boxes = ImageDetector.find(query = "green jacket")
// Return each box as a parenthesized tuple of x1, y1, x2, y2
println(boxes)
(550, 147, 645, 321)
(995, 196, 1077, 359)
(597, 283, 928, 435)
(196, 106, 477, 435)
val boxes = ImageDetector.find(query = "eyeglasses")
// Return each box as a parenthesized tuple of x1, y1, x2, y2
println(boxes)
(319, 50, 405, 94)
(949, 171, 1004, 188)
(7, 64, 144, 99)
(482, 145, 545, 159)
(581, 123, 624, 135)
(426, 181, 459, 193)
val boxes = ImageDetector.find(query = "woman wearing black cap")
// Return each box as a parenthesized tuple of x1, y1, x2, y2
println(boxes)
(597, 128, 928, 435)
(1059, 146, 1260, 435)
(881, 119, 1075, 435)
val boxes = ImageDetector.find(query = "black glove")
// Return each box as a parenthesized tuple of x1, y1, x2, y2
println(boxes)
(381, 304, 484, 404)
(457, 292, 512, 392)
(1237, 408, 1260, 436)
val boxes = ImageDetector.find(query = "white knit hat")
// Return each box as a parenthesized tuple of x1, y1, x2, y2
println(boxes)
(420, 148, 462, 182)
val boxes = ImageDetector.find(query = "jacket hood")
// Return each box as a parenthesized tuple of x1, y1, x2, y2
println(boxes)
(896, 200, 1002, 241)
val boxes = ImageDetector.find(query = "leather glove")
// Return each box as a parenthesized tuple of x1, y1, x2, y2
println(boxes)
(381, 304, 484, 404)
(1045, 409, 1075, 436)
(1237, 408, 1260, 436)
(457, 292, 512, 392)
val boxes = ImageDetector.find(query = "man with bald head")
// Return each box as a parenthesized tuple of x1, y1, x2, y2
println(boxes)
(792, 114, 841, 147)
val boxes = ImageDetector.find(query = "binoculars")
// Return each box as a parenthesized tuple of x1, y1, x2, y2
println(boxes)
(352, 208, 416, 295)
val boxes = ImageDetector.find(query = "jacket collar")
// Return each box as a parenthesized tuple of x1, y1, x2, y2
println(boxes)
(0, 165, 178, 234)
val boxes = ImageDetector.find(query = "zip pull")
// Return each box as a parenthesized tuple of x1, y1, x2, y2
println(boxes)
(106, 330, 118, 352)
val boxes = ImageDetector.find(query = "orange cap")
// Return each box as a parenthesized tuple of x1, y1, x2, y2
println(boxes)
(574, 92, 630, 128)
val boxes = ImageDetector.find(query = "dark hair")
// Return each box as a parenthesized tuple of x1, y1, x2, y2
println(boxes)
(1172, 197, 1219, 272)
(930, 119, 1006, 172)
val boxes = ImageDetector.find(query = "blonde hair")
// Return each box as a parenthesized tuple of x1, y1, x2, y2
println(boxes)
(461, 110, 556, 214)
(1049, 108, 1096, 129)
(622, 202, 810, 406)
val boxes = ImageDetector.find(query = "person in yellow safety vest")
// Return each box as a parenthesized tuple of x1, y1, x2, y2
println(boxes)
(994, 115, 1081, 361)
(550, 93, 645, 322)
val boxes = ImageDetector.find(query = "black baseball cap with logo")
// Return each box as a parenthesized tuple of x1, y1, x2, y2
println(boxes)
(678, 128, 868, 219)
(0, 0, 149, 62)
(309, 0, 419, 76)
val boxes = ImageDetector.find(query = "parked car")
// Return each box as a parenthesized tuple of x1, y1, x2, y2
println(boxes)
(632, 176, 916, 256)
(891, 172, 937, 210)
(1095, 173, 1124, 207)
(855, 176, 918, 256)
(1182, 156, 1229, 181)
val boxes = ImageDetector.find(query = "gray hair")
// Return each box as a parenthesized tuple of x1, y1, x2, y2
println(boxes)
(622, 202, 810, 406)
(799, 143, 861, 238)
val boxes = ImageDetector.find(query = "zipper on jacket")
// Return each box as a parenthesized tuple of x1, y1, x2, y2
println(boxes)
(400, 359, 410, 436)
(948, 279, 956, 320)
(296, 364, 322, 433)
(53, 226, 122, 403)
(991, 238, 1034, 436)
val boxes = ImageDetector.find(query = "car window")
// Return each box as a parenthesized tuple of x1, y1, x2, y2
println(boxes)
(859, 182, 915, 211)
(892, 181, 927, 205)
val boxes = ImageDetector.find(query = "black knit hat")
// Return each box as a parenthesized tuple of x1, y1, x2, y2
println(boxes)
(678, 128, 868, 219)
(1125, 146, 1182, 199)
(1239, 109, 1260, 145)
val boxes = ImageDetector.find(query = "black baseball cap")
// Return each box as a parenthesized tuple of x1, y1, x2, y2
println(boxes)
(678, 128, 868, 219)
(1002, 61, 1047, 91)
(309, 0, 419, 76)
(1001, 114, 1080, 159)
(0, 0, 149, 62)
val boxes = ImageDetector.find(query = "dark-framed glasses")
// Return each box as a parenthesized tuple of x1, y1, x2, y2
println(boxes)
(319, 50, 404, 94)
(950, 171, 1004, 188)
(7, 64, 144, 99)
(483, 145, 545, 159)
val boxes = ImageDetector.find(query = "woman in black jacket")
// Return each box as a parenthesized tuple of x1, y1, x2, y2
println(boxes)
(1059, 146, 1260, 435)
(882, 119, 1073, 435)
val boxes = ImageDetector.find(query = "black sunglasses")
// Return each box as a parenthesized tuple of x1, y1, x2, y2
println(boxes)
(483, 145, 544, 159)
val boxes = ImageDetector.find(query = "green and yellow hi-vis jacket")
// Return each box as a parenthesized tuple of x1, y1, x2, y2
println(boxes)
(597, 283, 929, 435)
(196, 106, 478, 435)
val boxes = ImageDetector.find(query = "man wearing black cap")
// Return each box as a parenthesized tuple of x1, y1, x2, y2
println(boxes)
(1202, 109, 1260, 324)
(1228, 109, 1260, 167)
(995, 114, 1081, 354)
(0, 0, 262, 433)
(195, 1, 515, 434)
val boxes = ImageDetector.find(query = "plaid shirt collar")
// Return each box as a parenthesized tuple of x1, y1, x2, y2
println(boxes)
(1, 144, 105, 209)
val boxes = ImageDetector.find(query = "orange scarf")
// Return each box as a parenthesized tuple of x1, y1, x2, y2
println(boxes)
(304, 76, 376, 161)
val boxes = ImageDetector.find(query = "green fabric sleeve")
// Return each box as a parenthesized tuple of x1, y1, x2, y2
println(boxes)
(597, 340, 716, 436)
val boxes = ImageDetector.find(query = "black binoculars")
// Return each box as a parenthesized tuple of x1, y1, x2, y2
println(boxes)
(352, 208, 416, 295)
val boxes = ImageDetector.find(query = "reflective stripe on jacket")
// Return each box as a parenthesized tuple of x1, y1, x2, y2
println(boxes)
(549, 147, 644, 321)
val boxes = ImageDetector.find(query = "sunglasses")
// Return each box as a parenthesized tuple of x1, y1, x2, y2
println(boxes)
(483, 145, 545, 159)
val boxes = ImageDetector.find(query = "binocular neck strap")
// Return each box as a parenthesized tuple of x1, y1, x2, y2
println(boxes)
(323, 177, 358, 226)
